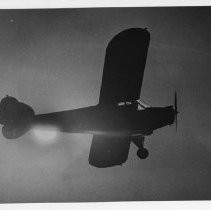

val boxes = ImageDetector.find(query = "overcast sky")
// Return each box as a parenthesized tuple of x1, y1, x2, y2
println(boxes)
(0, 7, 210, 202)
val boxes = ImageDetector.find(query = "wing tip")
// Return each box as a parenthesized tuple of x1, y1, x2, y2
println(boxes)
(110, 27, 150, 44)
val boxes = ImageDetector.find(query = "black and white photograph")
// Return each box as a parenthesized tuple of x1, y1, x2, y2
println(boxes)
(0, 4, 210, 206)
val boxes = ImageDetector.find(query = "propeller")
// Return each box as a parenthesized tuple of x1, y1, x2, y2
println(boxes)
(174, 92, 179, 131)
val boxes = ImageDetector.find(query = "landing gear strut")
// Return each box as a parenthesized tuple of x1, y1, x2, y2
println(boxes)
(132, 135, 149, 159)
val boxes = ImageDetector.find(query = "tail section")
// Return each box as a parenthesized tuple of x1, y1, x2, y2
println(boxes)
(0, 95, 34, 139)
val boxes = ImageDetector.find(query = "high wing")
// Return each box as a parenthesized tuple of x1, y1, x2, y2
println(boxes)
(89, 28, 150, 168)
(99, 28, 150, 105)
(89, 135, 131, 168)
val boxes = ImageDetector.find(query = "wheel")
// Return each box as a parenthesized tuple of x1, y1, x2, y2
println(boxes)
(137, 148, 149, 159)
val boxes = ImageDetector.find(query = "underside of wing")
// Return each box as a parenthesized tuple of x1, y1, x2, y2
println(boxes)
(89, 135, 131, 168)
(99, 28, 150, 105)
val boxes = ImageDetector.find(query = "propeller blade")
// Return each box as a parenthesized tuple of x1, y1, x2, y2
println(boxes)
(174, 92, 178, 132)
(174, 92, 177, 113)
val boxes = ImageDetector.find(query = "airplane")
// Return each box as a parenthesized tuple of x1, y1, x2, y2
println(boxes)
(0, 28, 178, 168)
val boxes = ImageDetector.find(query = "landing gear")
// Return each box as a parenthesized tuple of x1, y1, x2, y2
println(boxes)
(132, 135, 149, 159)
(137, 148, 149, 159)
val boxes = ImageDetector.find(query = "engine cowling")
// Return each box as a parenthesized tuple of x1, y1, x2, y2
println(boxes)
(0, 96, 35, 139)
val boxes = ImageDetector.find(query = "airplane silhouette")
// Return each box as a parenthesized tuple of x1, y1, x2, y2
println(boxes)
(0, 28, 178, 168)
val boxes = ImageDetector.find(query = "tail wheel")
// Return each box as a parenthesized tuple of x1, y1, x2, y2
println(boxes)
(137, 148, 149, 159)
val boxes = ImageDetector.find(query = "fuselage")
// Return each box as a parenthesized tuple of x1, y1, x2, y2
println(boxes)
(0, 96, 175, 139)
(34, 104, 175, 136)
